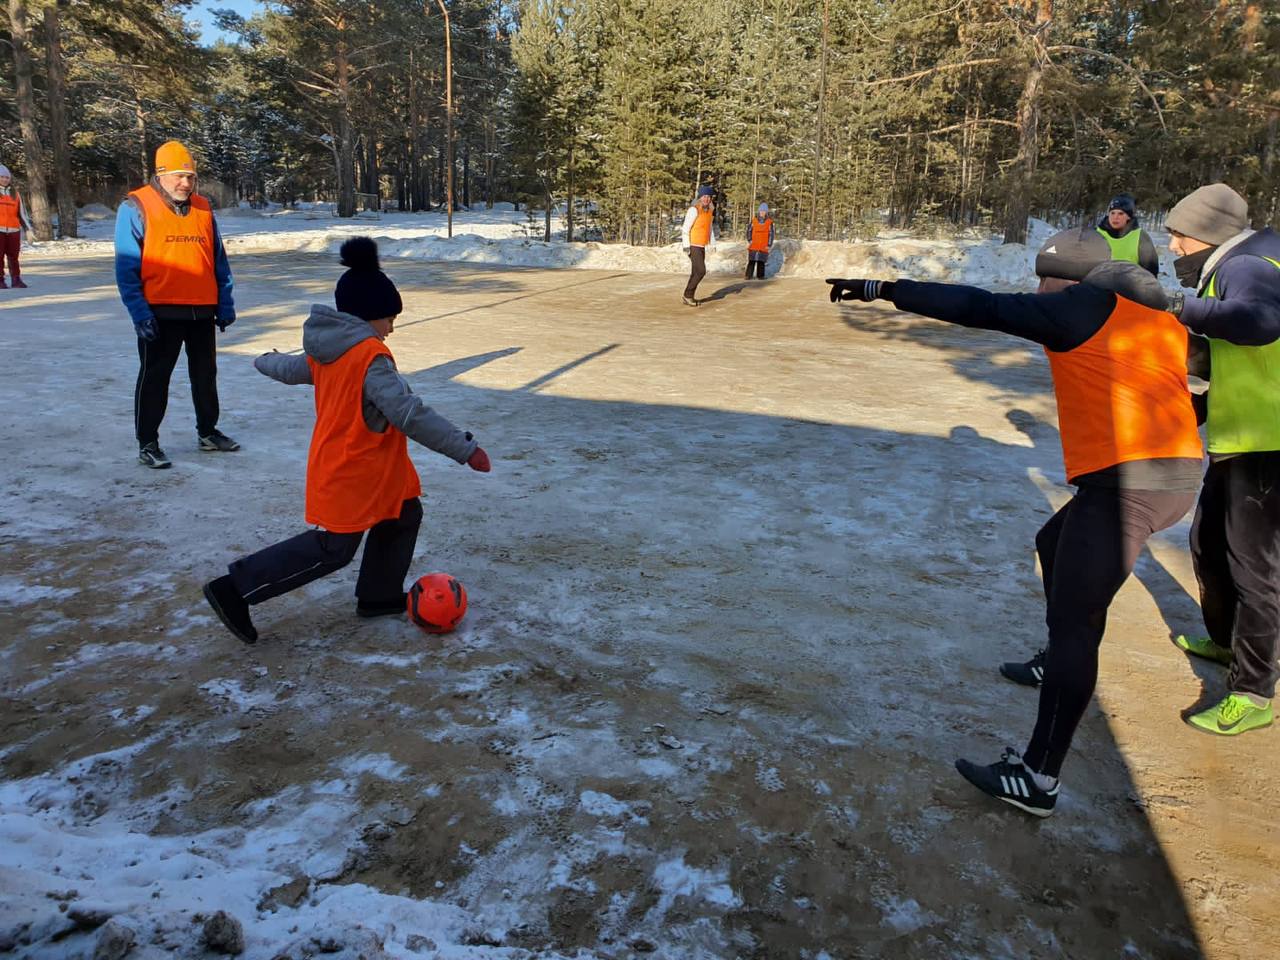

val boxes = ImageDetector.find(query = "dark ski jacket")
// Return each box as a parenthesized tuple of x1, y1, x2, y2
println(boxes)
(1179, 228, 1280, 347)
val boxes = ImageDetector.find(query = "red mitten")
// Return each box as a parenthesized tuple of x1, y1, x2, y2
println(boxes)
(467, 447, 491, 473)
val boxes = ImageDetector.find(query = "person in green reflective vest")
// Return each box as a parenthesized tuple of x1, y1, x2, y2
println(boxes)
(1096, 193, 1159, 277)
(1164, 182, 1280, 738)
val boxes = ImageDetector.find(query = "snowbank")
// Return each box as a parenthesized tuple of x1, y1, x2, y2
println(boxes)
(28, 207, 1157, 287)
(76, 203, 115, 221)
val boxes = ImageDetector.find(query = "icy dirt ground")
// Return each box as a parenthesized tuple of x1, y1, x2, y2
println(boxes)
(0, 242, 1276, 960)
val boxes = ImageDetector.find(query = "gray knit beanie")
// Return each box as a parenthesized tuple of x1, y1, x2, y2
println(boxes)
(1165, 184, 1249, 246)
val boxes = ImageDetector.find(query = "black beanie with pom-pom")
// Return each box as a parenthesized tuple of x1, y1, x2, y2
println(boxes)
(334, 237, 403, 322)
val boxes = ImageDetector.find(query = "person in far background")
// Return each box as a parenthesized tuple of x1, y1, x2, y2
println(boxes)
(680, 185, 718, 306)
(0, 163, 34, 289)
(1096, 192, 1159, 277)
(745, 203, 774, 280)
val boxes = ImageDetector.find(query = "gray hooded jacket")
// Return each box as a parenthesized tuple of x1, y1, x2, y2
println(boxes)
(254, 304, 478, 464)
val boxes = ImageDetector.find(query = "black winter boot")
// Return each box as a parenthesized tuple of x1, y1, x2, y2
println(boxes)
(203, 575, 258, 644)
(357, 593, 409, 618)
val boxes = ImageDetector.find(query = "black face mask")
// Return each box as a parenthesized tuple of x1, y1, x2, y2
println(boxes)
(1174, 247, 1216, 289)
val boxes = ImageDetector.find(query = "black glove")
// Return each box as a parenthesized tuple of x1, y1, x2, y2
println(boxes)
(134, 315, 158, 342)
(1168, 290, 1186, 318)
(216, 312, 236, 332)
(827, 278, 890, 303)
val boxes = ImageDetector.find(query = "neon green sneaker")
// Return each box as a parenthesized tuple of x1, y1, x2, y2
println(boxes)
(1174, 634, 1232, 667)
(1187, 693, 1273, 736)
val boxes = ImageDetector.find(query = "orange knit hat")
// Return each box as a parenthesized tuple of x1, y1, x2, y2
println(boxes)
(154, 141, 196, 176)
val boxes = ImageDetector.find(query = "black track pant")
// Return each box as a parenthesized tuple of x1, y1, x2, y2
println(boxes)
(1023, 486, 1195, 778)
(745, 259, 765, 279)
(228, 498, 423, 607)
(683, 246, 706, 299)
(135, 314, 219, 445)
(1191, 452, 1280, 700)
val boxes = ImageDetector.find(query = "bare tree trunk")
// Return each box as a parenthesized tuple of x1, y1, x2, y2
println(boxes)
(408, 51, 421, 211)
(335, 31, 357, 218)
(8, 0, 53, 240)
(544, 181, 552, 242)
(485, 118, 495, 208)
(135, 101, 150, 184)
(44, 2, 76, 238)
(808, 0, 829, 239)
(1002, 0, 1052, 245)
(566, 145, 574, 242)
(365, 133, 378, 206)
(463, 141, 470, 208)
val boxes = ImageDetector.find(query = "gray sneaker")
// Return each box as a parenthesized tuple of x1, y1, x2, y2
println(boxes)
(138, 442, 172, 469)
(198, 430, 240, 452)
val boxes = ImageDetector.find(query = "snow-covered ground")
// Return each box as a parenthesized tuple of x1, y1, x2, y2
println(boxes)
(1, 237, 1271, 959)
(38, 202, 1158, 289)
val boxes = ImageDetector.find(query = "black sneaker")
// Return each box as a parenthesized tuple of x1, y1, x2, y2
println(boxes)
(1000, 648, 1046, 687)
(203, 575, 258, 644)
(955, 748, 1058, 818)
(357, 593, 409, 618)
(138, 442, 172, 469)
(198, 430, 240, 452)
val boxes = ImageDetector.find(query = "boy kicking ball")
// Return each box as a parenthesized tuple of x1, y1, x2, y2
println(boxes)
(204, 237, 490, 643)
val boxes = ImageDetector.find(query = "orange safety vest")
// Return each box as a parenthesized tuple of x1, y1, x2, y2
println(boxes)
(1045, 295, 1203, 482)
(305, 338, 422, 533)
(129, 185, 218, 305)
(749, 217, 773, 253)
(690, 207, 713, 247)
(0, 191, 22, 230)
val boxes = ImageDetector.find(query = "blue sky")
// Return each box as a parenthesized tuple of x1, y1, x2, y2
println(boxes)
(190, 0, 261, 45)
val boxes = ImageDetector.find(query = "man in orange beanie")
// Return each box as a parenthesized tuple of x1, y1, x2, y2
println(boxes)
(203, 237, 491, 644)
(114, 140, 238, 469)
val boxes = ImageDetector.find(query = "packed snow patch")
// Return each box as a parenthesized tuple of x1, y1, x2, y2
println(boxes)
(29, 206, 1151, 287)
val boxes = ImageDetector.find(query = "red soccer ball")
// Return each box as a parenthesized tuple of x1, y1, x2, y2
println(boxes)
(407, 573, 467, 634)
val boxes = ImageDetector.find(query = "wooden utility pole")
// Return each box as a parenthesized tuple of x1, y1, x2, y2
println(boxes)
(433, 0, 454, 237)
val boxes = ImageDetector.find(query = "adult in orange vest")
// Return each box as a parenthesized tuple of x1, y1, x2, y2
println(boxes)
(0, 163, 33, 289)
(745, 203, 773, 280)
(828, 227, 1202, 817)
(114, 141, 238, 469)
(680, 185, 718, 306)
(203, 238, 491, 644)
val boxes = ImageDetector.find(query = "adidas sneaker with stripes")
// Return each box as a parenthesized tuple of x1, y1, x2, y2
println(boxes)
(956, 748, 1059, 817)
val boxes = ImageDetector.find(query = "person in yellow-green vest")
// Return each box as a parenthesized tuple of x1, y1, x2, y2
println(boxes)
(1096, 193, 1159, 277)
(1164, 183, 1280, 738)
